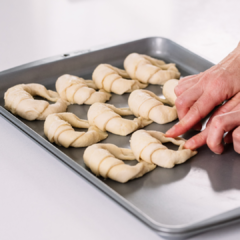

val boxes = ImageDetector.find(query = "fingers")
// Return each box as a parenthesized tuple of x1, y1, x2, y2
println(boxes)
(178, 73, 201, 84)
(232, 127, 240, 153)
(184, 128, 208, 150)
(166, 91, 215, 138)
(175, 83, 203, 120)
(175, 76, 200, 97)
(184, 94, 240, 150)
(207, 110, 240, 154)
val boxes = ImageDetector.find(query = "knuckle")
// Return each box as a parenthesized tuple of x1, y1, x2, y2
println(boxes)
(211, 116, 224, 129)
(209, 79, 230, 101)
(190, 104, 202, 119)
(175, 97, 185, 109)
(218, 106, 230, 115)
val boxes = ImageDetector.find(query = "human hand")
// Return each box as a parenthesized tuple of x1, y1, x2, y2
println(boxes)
(184, 92, 240, 154)
(165, 42, 240, 138)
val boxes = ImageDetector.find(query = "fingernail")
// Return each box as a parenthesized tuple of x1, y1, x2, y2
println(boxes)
(214, 151, 222, 155)
(213, 147, 223, 154)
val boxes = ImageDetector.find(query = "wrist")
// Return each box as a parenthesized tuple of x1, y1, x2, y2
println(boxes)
(218, 46, 240, 75)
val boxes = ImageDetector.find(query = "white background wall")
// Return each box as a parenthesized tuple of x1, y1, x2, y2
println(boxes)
(1, 0, 240, 72)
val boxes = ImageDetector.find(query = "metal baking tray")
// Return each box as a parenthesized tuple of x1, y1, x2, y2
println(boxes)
(1, 37, 240, 239)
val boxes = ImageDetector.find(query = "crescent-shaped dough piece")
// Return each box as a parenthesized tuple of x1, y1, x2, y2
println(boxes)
(88, 102, 152, 136)
(56, 74, 111, 105)
(44, 112, 108, 148)
(124, 53, 180, 85)
(92, 64, 148, 95)
(4, 83, 68, 120)
(162, 79, 179, 106)
(83, 144, 156, 183)
(128, 89, 177, 124)
(130, 130, 197, 168)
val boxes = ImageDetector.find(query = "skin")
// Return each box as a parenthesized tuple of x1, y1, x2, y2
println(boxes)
(165, 42, 240, 154)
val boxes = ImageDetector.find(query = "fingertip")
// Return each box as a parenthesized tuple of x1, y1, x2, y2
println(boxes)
(209, 143, 224, 155)
(213, 148, 224, 155)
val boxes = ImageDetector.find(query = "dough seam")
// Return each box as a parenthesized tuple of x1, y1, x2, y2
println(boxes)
(81, 87, 95, 103)
(38, 103, 53, 119)
(91, 109, 120, 131)
(104, 161, 123, 179)
(139, 141, 156, 163)
(71, 84, 86, 102)
(107, 64, 130, 78)
(100, 71, 113, 89)
(133, 58, 144, 79)
(96, 156, 112, 176)
(55, 128, 74, 146)
(103, 75, 122, 93)
(145, 67, 159, 83)
(15, 92, 51, 118)
(11, 95, 30, 114)
(148, 102, 166, 116)
(139, 99, 162, 119)
(103, 115, 120, 131)
(68, 131, 86, 147)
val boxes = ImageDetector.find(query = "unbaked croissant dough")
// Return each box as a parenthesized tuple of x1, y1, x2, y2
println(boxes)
(124, 53, 180, 85)
(92, 64, 147, 95)
(83, 144, 156, 183)
(130, 130, 197, 168)
(4, 83, 68, 120)
(88, 102, 152, 136)
(162, 79, 179, 106)
(44, 112, 108, 148)
(128, 89, 177, 124)
(56, 74, 111, 105)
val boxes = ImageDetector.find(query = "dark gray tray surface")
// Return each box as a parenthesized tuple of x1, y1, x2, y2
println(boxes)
(1, 37, 240, 238)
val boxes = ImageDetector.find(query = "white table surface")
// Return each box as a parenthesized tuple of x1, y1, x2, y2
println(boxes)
(1, 0, 240, 239)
